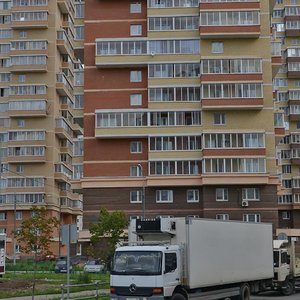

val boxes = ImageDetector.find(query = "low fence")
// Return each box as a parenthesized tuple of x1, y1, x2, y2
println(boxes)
(60, 281, 109, 300)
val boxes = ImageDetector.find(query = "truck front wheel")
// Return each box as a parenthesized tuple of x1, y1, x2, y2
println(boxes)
(280, 280, 294, 296)
(171, 293, 186, 300)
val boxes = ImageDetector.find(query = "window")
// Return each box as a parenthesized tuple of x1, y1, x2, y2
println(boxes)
(216, 188, 228, 201)
(130, 94, 142, 106)
(130, 24, 142, 36)
(243, 214, 261, 223)
(0, 212, 7, 220)
(19, 74, 26, 82)
(165, 253, 177, 273)
(16, 211, 22, 221)
(242, 188, 260, 201)
(130, 165, 142, 176)
(282, 165, 291, 174)
(214, 113, 225, 125)
(17, 119, 25, 127)
(73, 140, 84, 156)
(16, 165, 24, 173)
(130, 70, 142, 82)
(216, 214, 229, 221)
(187, 189, 199, 202)
(19, 31, 27, 38)
(212, 42, 223, 53)
(130, 141, 142, 153)
(282, 211, 290, 220)
(74, 94, 84, 109)
(0, 228, 6, 234)
(130, 190, 143, 203)
(156, 190, 173, 203)
(130, 2, 142, 13)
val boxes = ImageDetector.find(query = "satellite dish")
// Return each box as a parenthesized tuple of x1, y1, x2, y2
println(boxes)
(277, 232, 288, 240)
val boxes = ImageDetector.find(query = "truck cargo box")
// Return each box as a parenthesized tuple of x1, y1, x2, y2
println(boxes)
(185, 218, 274, 289)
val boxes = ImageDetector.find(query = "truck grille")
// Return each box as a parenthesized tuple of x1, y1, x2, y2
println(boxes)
(114, 286, 156, 297)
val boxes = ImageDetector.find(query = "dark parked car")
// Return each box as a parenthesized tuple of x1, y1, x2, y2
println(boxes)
(54, 259, 73, 273)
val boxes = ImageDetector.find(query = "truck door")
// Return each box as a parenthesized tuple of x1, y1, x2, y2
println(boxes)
(164, 251, 180, 296)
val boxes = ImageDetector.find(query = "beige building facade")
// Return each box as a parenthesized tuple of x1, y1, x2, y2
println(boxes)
(0, 0, 84, 257)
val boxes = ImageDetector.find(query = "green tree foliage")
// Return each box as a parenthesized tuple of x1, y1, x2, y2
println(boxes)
(15, 206, 59, 256)
(89, 208, 128, 264)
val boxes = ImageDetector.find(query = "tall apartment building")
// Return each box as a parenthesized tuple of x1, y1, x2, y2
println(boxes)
(272, 0, 300, 240)
(79, 0, 280, 238)
(0, 0, 84, 257)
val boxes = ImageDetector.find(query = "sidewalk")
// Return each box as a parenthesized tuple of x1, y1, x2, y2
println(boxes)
(2, 289, 110, 300)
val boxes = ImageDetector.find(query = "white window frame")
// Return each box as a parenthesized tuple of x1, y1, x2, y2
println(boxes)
(130, 190, 143, 203)
(130, 24, 142, 36)
(282, 211, 290, 220)
(130, 70, 142, 82)
(130, 2, 142, 13)
(130, 141, 142, 153)
(216, 214, 229, 221)
(214, 113, 225, 125)
(130, 165, 142, 177)
(156, 190, 173, 203)
(243, 214, 261, 223)
(187, 189, 199, 203)
(216, 188, 228, 201)
(242, 188, 260, 201)
(212, 42, 224, 54)
(130, 94, 142, 106)
(16, 211, 22, 220)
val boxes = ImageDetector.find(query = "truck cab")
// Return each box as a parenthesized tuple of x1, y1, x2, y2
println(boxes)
(110, 244, 182, 300)
(273, 239, 300, 295)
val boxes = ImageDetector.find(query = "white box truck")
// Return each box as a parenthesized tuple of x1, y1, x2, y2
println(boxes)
(110, 217, 274, 300)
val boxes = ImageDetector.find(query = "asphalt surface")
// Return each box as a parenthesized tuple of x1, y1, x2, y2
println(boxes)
(252, 290, 300, 300)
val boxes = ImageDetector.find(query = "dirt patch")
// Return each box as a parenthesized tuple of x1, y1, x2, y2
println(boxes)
(0, 279, 39, 291)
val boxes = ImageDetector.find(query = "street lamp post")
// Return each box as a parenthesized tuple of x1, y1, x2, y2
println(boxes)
(13, 193, 17, 269)
(137, 164, 146, 219)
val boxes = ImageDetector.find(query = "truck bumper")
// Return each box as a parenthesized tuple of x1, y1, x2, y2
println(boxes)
(110, 296, 164, 300)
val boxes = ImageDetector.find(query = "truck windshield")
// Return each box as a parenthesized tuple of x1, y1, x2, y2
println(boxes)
(111, 251, 162, 275)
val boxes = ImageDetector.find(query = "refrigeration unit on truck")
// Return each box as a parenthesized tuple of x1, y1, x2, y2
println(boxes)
(272, 239, 300, 295)
(110, 217, 274, 300)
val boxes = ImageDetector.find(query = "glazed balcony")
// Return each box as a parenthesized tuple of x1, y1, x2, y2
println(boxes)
(54, 163, 73, 183)
(199, 9, 260, 38)
(57, 30, 74, 56)
(95, 38, 200, 67)
(289, 105, 300, 121)
(11, 11, 48, 29)
(285, 20, 300, 37)
(201, 82, 263, 109)
(272, 42, 282, 77)
(95, 109, 202, 138)
(55, 117, 73, 140)
(10, 55, 48, 73)
(56, 73, 73, 98)
(6, 146, 46, 164)
(58, 0, 75, 14)
(8, 99, 47, 118)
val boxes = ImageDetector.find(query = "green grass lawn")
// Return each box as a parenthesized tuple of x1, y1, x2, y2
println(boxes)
(0, 260, 110, 299)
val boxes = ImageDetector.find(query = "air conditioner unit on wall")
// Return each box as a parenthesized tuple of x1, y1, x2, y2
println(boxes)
(241, 200, 249, 207)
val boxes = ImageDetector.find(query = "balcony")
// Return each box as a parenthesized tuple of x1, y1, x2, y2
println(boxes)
(8, 100, 47, 118)
(54, 163, 73, 183)
(95, 38, 200, 67)
(58, 0, 75, 14)
(199, 8, 261, 38)
(56, 73, 73, 98)
(9, 60, 48, 73)
(55, 117, 73, 140)
(6, 146, 46, 164)
(11, 11, 49, 29)
(57, 30, 74, 56)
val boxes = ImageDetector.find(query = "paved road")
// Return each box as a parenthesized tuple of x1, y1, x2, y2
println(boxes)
(252, 290, 300, 300)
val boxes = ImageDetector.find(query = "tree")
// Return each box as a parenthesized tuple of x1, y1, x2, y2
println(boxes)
(89, 208, 128, 265)
(16, 206, 59, 256)
(15, 206, 59, 299)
